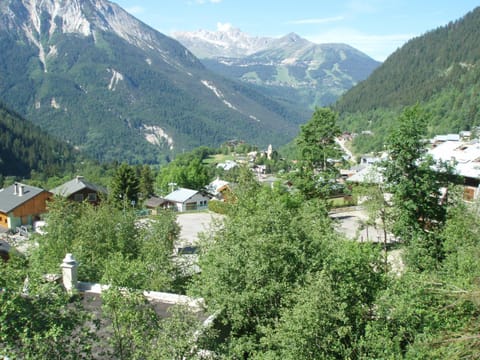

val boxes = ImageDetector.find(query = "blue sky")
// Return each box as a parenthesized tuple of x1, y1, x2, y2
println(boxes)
(113, 0, 479, 61)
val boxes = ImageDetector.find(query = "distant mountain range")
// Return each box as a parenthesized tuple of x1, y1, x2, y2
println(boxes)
(173, 25, 274, 58)
(0, 0, 307, 164)
(174, 26, 381, 109)
(334, 6, 480, 153)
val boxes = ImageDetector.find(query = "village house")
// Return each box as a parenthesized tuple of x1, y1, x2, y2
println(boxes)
(205, 178, 231, 201)
(0, 182, 51, 231)
(164, 188, 210, 212)
(216, 160, 238, 171)
(348, 135, 480, 201)
(144, 196, 175, 215)
(50, 176, 107, 205)
(428, 138, 480, 201)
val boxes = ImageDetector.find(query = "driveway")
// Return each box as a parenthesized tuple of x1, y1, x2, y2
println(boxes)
(176, 212, 223, 247)
(330, 208, 396, 243)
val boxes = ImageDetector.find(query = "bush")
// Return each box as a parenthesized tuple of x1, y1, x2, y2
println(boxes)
(208, 200, 231, 215)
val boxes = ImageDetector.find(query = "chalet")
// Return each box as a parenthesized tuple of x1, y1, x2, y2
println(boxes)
(164, 188, 210, 212)
(144, 196, 175, 215)
(205, 178, 231, 201)
(0, 183, 52, 230)
(428, 139, 480, 201)
(51, 176, 107, 205)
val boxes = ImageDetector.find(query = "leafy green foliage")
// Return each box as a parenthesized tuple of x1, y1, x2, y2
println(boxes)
(260, 240, 384, 360)
(101, 288, 159, 360)
(156, 151, 212, 194)
(30, 199, 179, 291)
(192, 172, 379, 357)
(0, 254, 97, 359)
(101, 287, 206, 360)
(382, 107, 453, 246)
(291, 107, 343, 198)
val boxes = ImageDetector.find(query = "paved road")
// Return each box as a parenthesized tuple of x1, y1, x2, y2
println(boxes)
(330, 208, 396, 243)
(176, 212, 223, 247)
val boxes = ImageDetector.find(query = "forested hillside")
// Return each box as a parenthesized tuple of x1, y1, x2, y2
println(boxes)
(0, 102, 77, 178)
(335, 7, 480, 153)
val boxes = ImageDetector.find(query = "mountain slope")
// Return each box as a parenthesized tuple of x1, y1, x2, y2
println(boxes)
(174, 29, 381, 109)
(334, 6, 480, 152)
(0, 101, 77, 178)
(0, 0, 305, 164)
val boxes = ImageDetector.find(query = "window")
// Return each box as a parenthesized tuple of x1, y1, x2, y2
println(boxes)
(74, 193, 84, 202)
(88, 193, 97, 202)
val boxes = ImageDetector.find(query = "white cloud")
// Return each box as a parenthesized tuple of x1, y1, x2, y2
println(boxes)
(125, 6, 145, 15)
(216, 22, 233, 31)
(286, 16, 345, 25)
(305, 28, 414, 61)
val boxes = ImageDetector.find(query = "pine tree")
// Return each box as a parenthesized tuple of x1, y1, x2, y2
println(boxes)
(111, 163, 140, 209)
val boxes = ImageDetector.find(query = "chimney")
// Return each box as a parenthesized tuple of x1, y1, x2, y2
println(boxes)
(61, 253, 78, 293)
(19, 185, 24, 196)
(76, 176, 84, 183)
(13, 183, 18, 195)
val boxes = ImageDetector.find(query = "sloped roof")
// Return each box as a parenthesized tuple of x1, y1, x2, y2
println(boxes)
(145, 196, 170, 208)
(51, 176, 107, 198)
(205, 178, 230, 195)
(428, 140, 480, 180)
(165, 188, 199, 203)
(0, 183, 48, 213)
(346, 165, 384, 184)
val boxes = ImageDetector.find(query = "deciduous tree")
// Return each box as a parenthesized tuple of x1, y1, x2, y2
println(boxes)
(293, 107, 343, 198)
(0, 254, 97, 359)
(192, 185, 339, 357)
(382, 105, 453, 268)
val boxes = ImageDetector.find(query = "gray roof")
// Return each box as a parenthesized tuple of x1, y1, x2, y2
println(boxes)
(0, 183, 47, 213)
(165, 188, 199, 203)
(346, 165, 384, 184)
(51, 177, 107, 198)
(145, 196, 170, 208)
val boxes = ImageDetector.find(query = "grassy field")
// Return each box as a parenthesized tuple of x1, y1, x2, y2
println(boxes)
(203, 154, 236, 164)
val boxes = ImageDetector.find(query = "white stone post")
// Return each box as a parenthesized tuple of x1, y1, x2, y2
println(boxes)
(61, 253, 78, 293)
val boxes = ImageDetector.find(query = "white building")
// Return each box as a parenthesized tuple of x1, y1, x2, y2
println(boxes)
(164, 188, 210, 212)
(428, 139, 480, 201)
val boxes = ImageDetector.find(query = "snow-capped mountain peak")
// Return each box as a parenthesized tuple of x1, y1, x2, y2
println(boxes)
(173, 23, 274, 58)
